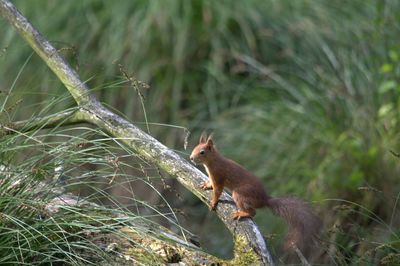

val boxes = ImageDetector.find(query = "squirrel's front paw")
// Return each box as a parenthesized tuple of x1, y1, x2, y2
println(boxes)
(200, 181, 213, 190)
(210, 200, 218, 211)
(231, 211, 240, 220)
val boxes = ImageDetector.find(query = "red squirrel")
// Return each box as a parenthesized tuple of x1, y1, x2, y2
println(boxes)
(190, 132, 321, 250)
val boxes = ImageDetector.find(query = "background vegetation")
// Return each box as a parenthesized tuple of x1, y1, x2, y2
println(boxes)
(1, 0, 399, 264)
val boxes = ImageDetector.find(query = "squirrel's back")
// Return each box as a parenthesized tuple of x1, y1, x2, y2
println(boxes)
(207, 156, 270, 207)
(223, 159, 322, 246)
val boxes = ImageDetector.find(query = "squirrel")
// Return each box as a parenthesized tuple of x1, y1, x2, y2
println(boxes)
(190, 132, 321, 250)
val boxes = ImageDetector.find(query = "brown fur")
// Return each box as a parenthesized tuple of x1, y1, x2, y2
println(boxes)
(190, 133, 321, 250)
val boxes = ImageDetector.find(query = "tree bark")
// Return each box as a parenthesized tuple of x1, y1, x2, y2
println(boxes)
(0, 0, 274, 265)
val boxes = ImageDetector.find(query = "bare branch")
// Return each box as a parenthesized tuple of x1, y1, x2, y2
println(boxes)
(2, 109, 84, 134)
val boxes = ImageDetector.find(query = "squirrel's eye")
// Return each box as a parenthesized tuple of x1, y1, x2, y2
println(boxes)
(200, 150, 205, 155)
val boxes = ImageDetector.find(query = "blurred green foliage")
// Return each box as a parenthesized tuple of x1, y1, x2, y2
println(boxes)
(1, 0, 400, 264)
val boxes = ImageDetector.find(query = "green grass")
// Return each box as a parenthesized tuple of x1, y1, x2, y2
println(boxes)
(0, 93, 196, 264)
(1, 0, 400, 264)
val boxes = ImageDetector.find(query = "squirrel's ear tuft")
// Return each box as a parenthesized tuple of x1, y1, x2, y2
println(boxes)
(206, 134, 214, 147)
(207, 132, 214, 142)
(206, 138, 214, 148)
(199, 131, 207, 144)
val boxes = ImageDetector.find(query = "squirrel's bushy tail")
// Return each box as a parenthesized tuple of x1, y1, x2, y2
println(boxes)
(265, 197, 321, 250)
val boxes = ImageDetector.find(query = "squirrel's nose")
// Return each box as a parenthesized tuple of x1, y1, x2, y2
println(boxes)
(190, 156, 193, 161)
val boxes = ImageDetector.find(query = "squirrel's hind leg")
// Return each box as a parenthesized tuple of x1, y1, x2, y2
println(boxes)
(231, 209, 256, 219)
(231, 191, 256, 219)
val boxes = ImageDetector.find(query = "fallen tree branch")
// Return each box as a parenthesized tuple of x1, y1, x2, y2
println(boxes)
(2, 109, 83, 134)
(0, 164, 219, 265)
(0, 0, 274, 264)
(47, 194, 219, 265)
